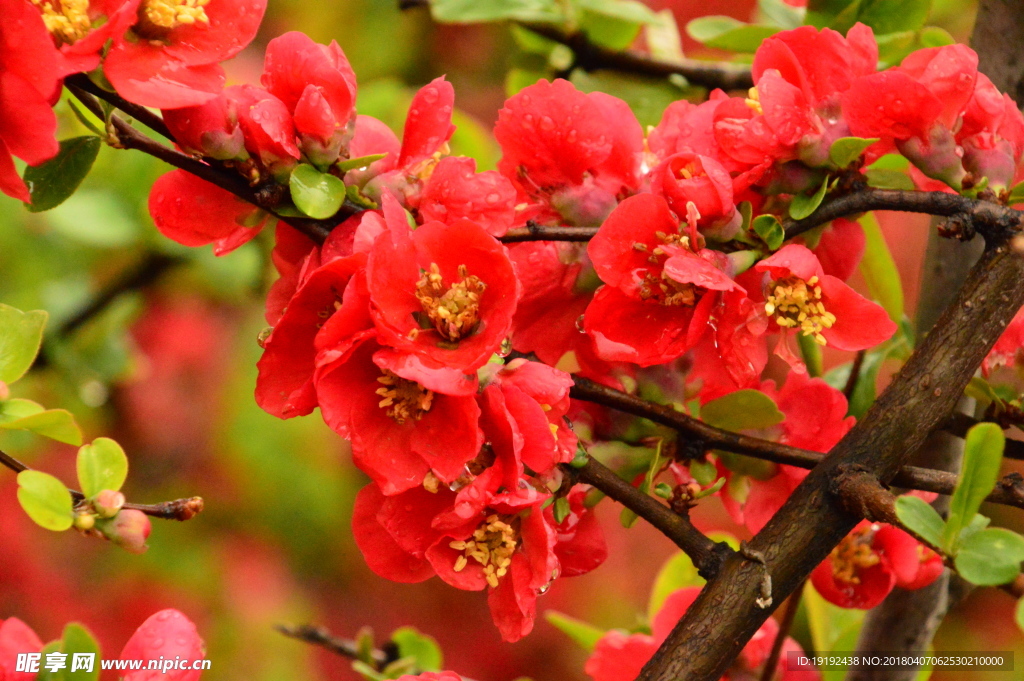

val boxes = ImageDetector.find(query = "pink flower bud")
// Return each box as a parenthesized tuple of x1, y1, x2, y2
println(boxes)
(100, 509, 152, 554)
(94, 489, 126, 518)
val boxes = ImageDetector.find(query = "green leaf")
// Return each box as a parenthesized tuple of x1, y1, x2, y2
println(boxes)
(553, 496, 572, 523)
(958, 512, 991, 544)
(806, 581, 865, 680)
(954, 527, 1024, 586)
(577, 0, 658, 50)
(23, 136, 102, 212)
(289, 164, 346, 220)
(686, 16, 779, 52)
(789, 177, 830, 220)
(757, 0, 804, 29)
(701, 389, 784, 432)
(1007, 180, 1024, 206)
(648, 551, 701, 619)
(621, 440, 665, 528)
(822, 319, 912, 418)
(829, 137, 879, 168)
(61, 623, 102, 681)
(752, 214, 784, 251)
(430, 0, 563, 23)
(864, 168, 915, 190)
(1016, 595, 1024, 634)
(0, 303, 48, 384)
(806, 0, 861, 29)
(569, 69, 690, 128)
(895, 495, 945, 547)
(0, 399, 83, 445)
(35, 641, 63, 681)
(17, 470, 74, 531)
(337, 154, 388, 173)
(858, 212, 904, 323)
(856, 0, 930, 35)
(920, 26, 955, 48)
(391, 626, 442, 673)
(544, 611, 605, 651)
(76, 437, 129, 499)
(943, 423, 1005, 552)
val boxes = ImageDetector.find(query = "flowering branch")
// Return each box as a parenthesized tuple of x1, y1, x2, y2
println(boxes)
(275, 624, 389, 665)
(782, 188, 1024, 241)
(0, 448, 203, 521)
(568, 375, 1024, 508)
(638, 235, 1024, 680)
(566, 457, 732, 579)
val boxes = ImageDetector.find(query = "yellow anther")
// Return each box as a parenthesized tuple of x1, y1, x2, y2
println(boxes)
(829, 525, 881, 584)
(375, 370, 434, 424)
(31, 0, 91, 44)
(745, 86, 763, 115)
(449, 514, 518, 588)
(423, 471, 441, 494)
(414, 263, 486, 343)
(764, 275, 836, 345)
(140, 0, 210, 30)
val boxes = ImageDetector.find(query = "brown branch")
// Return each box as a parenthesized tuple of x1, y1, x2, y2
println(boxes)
(638, 238, 1024, 681)
(569, 376, 1024, 509)
(65, 86, 350, 245)
(499, 225, 599, 243)
(275, 624, 388, 665)
(782, 189, 1023, 241)
(565, 457, 731, 579)
(0, 448, 203, 521)
(943, 412, 1024, 460)
(843, 349, 867, 402)
(65, 74, 172, 139)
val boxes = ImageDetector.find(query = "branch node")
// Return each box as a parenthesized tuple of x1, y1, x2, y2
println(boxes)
(739, 541, 772, 609)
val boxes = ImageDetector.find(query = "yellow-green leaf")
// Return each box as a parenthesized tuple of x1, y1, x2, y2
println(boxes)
(17, 470, 74, 531)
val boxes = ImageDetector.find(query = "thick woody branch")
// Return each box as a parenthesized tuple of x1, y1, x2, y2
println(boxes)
(569, 376, 1024, 509)
(565, 457, 731, 579)
(0, 448, 203, 521)
(637, 239, 1024, 681)
(783, 189, 1024, 241)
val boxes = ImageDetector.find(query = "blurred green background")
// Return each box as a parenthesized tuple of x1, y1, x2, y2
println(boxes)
(3, 1, 1022, 680)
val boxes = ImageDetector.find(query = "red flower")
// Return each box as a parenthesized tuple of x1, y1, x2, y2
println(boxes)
(103, 0, 267, 108)
(649, 151, 740, 239)
(585, 587, 819, 681)
(0, 617, 42, 681)
(494, 79, 643, 225)
(811, 520, 943, 609)
(584, 194, 743, 366)
(366, 208, 520, 373)
(317, 335, 482, 495)
(418, 156, 518, 237)
(119, 610, 205, 681)
(983, 306, 1024, 375)
(148, 169, 269, 255)
(0, 0, 63, 202)
(958, 72, 1024, 190)
(753, 244, 896, 352)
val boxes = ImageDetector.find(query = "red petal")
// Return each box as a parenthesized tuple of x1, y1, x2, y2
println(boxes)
(486, 553, 538, 642)
(105, 41, 223, 109)
(399, 77, 455, 168)
(820, 275, 897, 350)
(162, 0, 266, 66)
(352, 484, 434, 583)
(588, 193, 678, 293)
(583, 285, 693, 367)
(755, 243, 823, 282)
(0, 72, 58, 165)
(120, 610, 205, 681)
(148, 170, 263, 250)
(584, 631, 657, 681)
(0, 140, 29, 202)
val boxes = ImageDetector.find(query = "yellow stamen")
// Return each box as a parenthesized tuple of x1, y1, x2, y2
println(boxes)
(745, 86, 763, 115)
(375, 370, 434, 424)
(31, 0, 91, 44)
(414, 263, 486, 342)
(764, 274, 836, 345)
(450, 514, 518, 589)
(829, 525, 881, 584)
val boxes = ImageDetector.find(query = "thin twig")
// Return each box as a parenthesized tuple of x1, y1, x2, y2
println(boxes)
(274, 624, 388, 665)
(499, 225, 599, 243)
(0, 448, 203, 520)
(843, 350, 867, 402)
(943, 412, 1024, 460)
(65, 74, 172, 139)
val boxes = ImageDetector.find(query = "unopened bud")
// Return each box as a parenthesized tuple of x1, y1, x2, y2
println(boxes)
(94, 489, 126, 518)
(100, 509, 151, 554)
(73, 513, 96, 531)
(0, 381, 9, 401)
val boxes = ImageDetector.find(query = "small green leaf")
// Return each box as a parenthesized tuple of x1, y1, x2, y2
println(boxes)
(943, 423, 1005, 552)
(23, 136, 102, 212)
(648, 550, 702, 619)
(569, 69, 689, 129)
(959, 513, 991, 544)
(577, 0, 658, 50)
(1016, 595, 1024, 634)
(752, 214, 784, 250)
(829, 137, 879, 168)
(789, 177, 830, 220)
(34, 641, 64, 681)
(1007, 180, 1024, 206)
(0, 403, 83, 445)
(0, 303, 48, 384)
(954, 527, 1024, 586)
(544, 611, 606, 651)
(895, 495, 944, 547)
(757, 0, 804, 29)
(553, 496, 572, 523)
(17, 470, 74, 531)
(430, 0, 563, 23)
(856, 0, 930, 35)
(964, 376, 1003, 411)
(62, 623, 101, 681)
(337, 154, 388, 173)
(391, 626, 442, 673)
(864, 168, 915, 190)
(686, 16, 779, 52)
(289, 164, 346, 220)
(689, 459, 717, 486)
(858, 212, 904, 323)
(919, 26, 955, 48)
(701, 389, 784, 432)
(76, 437, 129, 499)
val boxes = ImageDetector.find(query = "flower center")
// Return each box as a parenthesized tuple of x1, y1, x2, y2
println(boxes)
(764, 275, 836, 345)
(450, 514, 518, 588)
(632, 230, 696, 306)
(31, 0, 91, 44)
(414, 263, 486, 342)
(745, 86, 763, 115)
(829, 525, 881, 584)
(375, 370, 434, 424)
(136, 0, 209, 39)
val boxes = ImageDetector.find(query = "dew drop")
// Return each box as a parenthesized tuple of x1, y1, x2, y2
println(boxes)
(540, 115, 555, 131)
(422, 87, 439, 104)
(485, 192, 500, 204)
